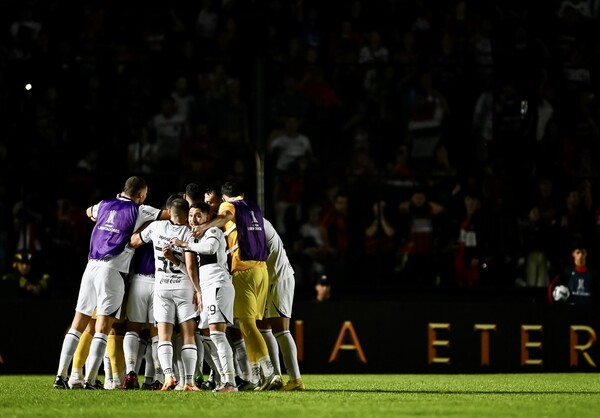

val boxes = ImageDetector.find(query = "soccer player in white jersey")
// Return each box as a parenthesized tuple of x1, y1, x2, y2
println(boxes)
(122, 193, 183, 390)
(130, 197, 202, 391)
(257, 218, 305, 390)
(172, 202, 238, 392)
(121, 241, 159, 389)
(53, 176, 168, 390)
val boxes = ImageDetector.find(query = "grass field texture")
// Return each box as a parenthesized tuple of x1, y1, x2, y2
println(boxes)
(0, 374, 599, 417)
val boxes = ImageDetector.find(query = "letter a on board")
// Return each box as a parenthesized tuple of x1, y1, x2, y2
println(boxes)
(328, 321, 367, 363)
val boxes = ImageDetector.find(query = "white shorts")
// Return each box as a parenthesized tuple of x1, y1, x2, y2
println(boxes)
(198, 310, 208, 330)
(264, 275, 295, 319)
(153, 288, 197, 325)
(202, 283, 235, 326)
(75, 263, 125, 317)
(126, 278, 155, 324)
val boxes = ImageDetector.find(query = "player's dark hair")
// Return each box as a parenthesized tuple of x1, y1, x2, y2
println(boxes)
(190, 201, 211, 214)
(221, 181, 244, 198)
(165, 192, 184, 208)
(185, 182, 203, 204)
(205, 185, 221, 198)
(122, 176, 147, 196)
(170, 198, 189, 217)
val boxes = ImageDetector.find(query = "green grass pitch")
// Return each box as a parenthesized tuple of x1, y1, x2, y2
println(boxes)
(1, 374, 599, 417)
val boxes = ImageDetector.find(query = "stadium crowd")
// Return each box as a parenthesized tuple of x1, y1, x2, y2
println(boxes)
(1, 0, 600, 301)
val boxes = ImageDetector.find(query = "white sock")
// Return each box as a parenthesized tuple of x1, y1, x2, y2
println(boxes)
(103, 354, 112, 382)
(57, 329, 81, 378)
(85, 332, 108, 384)
(70, 368, 83, 382)
(258, 355, 274, 378)
(202, 338, 222, 385)
(123, 331, 139, 373)
(112, 369, 124, 386)
(210, 330, 235, 385)
(181, 344, 198, 385)
(260, 328, 281, 375)
(151, 336, 164, 383)
(275, 330, 301, 380)
(157, 341, 174, 376)
(249, 362, 261, 384)
(232, 339, 251, 381)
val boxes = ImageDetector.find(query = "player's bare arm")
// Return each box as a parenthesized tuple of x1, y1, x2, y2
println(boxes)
(191, 210, 232, 237)
(184, 251, 202, 311)
(129, 232, 144, 249)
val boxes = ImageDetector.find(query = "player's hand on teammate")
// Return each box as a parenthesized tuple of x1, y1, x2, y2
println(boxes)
(162, 244, 178, 265)
(170, 238, 187, 248)
(191, 224, 208, 238)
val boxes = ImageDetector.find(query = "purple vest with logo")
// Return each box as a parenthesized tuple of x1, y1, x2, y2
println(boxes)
(231, 200, 268, 261)
(88, 198, 139, 260)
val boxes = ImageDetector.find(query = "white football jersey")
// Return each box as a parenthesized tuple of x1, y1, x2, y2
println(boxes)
(264, 217, 294, 285)
(186, 226, 232, 289)
(140, 220, 193, 290)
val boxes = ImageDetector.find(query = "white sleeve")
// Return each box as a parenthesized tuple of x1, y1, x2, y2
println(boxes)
(139, 204, 162, 222)
(188, 228, 220, 255)
(91, 202, 102, 219)
(140, 223, 153, 244)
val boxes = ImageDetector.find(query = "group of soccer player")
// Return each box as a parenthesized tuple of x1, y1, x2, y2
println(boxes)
(52, 176, 304, 392)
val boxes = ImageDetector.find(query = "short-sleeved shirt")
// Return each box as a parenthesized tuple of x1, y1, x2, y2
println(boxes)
(140, 220, 193, 291)
(264, 217, 294, 285)
(187, 226, 232, 289)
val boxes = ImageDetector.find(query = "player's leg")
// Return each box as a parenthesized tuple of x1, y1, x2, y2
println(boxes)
(179, 318, 201, 391)
(270, 275, 303, 390)
(123, 321, 144, 389)
(54, 311, 92, 389)
(257, 319, 281, 375)
(207, 283, 237, 392)
(54, 264, 96, 389)
(83, 268, 124, 389)
(271, 316, 304, 391)
(228, 325, 251, 384)
(68, 317, 95, 389)
(234, 268, 279, 391)
(106, 323, 125, 389)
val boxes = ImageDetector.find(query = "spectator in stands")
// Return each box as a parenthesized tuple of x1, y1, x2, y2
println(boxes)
(319, 188, 350, 286)
(454, 191, 486, 288)
(405, 70, 450, 172)
(515, 204, 556, 288)
(314, 274, 331, 302)
(127, 125, 158, 175)
(363, 199, 397, 282)
(549, 241, 598, 305)
(269, 75, 308, 129)
(397, 187, 444, 287)
(268, 116, 314, 182)
(554, 183, 595, 268)
(358, 30, 389, 64)
(296, 204, 327, 287)
(170, 75, 199, 127)
(148, 95, 189, 168)
(1, 249, 50, 298)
